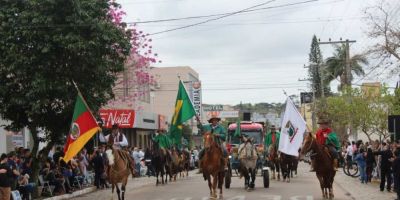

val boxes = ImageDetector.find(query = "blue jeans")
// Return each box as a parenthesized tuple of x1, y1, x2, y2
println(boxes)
(359, 165, 367, 183)
(135, 163, 141, 175)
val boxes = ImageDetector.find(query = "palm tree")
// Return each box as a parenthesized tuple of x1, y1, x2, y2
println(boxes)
(324, 44, 368, 90)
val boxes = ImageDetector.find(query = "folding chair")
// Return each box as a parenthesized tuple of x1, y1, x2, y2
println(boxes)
(38, 175, 54, 196)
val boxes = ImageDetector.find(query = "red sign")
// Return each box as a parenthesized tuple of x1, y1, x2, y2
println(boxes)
(99, 109, 135, 128)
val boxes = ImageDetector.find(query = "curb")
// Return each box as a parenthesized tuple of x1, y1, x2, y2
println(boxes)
(42, 187, 97, 200)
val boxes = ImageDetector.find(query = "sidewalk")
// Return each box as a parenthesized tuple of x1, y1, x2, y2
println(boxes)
(334, 170, 397, 200)
(42, 174, 159, 200)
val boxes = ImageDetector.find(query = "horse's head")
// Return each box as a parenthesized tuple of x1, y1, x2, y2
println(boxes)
(105, 149, 115, 166)
(300, 132, 315, 156)
(203, 132, 215, 149)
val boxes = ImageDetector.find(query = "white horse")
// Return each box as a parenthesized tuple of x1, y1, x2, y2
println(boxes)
(238, 137, 258, 190)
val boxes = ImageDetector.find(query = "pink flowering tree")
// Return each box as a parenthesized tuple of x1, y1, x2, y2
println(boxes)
(107, 1, 160, 110)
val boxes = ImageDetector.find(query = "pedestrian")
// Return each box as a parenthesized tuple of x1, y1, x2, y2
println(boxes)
(0, 153, 13, 200)
(374, 142, 394, 192)
(355, 149, 367, 184)
(132, 147, 141, 175)
(91, 150, 104, 189)
(366, 147, 376, 182)
(392, 149, 400, 200)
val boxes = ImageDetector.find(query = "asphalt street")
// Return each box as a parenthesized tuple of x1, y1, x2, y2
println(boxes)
(72, 162, 355, 200)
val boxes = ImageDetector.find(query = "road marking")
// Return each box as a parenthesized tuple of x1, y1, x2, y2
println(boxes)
(226, 196, 246, 200)
(260, 195, 282, 200)
(290, 195, 313, 200)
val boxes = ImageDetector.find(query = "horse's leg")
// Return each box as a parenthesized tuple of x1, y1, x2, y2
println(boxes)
(207, 175, 212, 197)
(121, 179, 127, 200)
(212, 174, 218, 198)
(276, 162, 281, 181)
(218, 171, 224, 199)
(251, 168, 256, 188)
(110, 183, 115, 200)
(317, 175, 325, 198)
(115, 183, 121, 200)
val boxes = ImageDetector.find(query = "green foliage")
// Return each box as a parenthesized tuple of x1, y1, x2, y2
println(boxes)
(322, 86, 393, 142)
(0, 0, 131, 183)
(324, 44, 368, 90)
(309, 35, 331, 97)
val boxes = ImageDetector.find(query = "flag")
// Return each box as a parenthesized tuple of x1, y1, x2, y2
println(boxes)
(278, 97, 307, 156)
(63, 94, 100, 163)
(169, 80, 196, 146)
(234, 120, 241, 137)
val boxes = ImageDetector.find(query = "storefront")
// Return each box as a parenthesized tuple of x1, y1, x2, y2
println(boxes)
(99, 109, 160, 150)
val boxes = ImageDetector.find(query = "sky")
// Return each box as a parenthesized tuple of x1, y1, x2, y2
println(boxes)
(119, 0, 399, 105)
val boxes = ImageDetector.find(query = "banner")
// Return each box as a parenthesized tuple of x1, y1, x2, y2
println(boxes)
(99, 109, 135, 128)
(192, 81, 202, 118)
(278, 97, 307, 156)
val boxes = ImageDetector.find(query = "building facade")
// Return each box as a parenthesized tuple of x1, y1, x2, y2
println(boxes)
(150, 66, 201, 134)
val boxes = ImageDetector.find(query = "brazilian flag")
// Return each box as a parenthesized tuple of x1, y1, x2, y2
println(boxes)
(169, 80, 196, 147)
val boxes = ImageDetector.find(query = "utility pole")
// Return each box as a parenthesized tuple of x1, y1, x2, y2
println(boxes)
(318, 39, 356, 88)
(319, 38, 357, 139)
(299, 64, 316, 131)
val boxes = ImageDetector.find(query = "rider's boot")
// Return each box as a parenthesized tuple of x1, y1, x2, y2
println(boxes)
(309, 159, 316, 172)
(333, 158, 338, 171)
(224, 157, 229, 171)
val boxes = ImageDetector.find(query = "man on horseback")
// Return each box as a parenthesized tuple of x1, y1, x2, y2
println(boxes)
(265, 125, 281, 154)
(100, 124, 136, 177)
(153, 128, 172, 155)
(310, 117, 340, 172)
(197, 115, 229, 171)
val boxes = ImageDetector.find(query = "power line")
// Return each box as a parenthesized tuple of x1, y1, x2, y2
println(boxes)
(149, 0, 320, 35)
(148, 0, 278, 35)
(130, 0, 342, 24)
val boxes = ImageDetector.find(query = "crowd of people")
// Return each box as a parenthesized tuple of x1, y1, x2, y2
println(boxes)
(341, 139, 400, 199)
(0, 144, 155, 200)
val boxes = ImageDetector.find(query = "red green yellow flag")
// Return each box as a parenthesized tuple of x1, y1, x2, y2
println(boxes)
(63, 94, 100, 163)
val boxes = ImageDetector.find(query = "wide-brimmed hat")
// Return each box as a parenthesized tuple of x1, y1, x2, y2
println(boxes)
(208, 114, 221, 123)
(317, 117, 331, 124)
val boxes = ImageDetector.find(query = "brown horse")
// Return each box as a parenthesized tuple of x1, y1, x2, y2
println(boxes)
(105, 148, 134, 200)
(268, 144, 281, 180)
(201, 132, 225, 199)
(280, 152, 297, 183)
(169, 147, 181, 181)
(300, 132, 336, 199)
(179, 150, 190, 178)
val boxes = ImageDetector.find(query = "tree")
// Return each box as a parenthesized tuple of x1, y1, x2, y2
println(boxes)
(365, 1, 400, 73)
(309, 35, 331, 97)
(324, 44, 368, 90)
(323, 87, 393, 142)
(0, 0, 135, 184)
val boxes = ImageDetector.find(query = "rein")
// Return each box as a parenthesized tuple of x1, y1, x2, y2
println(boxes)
(302, 135, 315, 154)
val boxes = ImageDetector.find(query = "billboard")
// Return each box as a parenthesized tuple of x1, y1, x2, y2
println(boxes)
(192, 81, 202, 117)
(99, 109, 135, 128)
(205, 111, 239, 119)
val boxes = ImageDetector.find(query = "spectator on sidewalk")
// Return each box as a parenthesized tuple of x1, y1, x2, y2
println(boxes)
(355, 148, 367, 184)
(366, 147, 376, 182)
(132, 147, 141, 175)
(0, 153, 13, 200)
(374, 142, 394, 192)
(92, 150, 104, 189)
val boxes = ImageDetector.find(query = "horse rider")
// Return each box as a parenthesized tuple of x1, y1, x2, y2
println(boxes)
(197, 115, 229, 171)
(99, 124, 136, 176)
(310, 117, 340, 172)
(152, 128, 172, 157)
(264, 125, 281, 154)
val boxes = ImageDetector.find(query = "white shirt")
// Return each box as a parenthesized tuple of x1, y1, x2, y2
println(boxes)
(346, 145, 353, 157)
(99, 132, 128, 149)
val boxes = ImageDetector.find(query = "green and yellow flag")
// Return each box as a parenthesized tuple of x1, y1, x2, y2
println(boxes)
(169, 80, 196, 147)
(63, 94, 100, 163)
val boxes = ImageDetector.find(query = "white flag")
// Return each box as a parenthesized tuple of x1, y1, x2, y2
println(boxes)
(278, 97, 307, 157)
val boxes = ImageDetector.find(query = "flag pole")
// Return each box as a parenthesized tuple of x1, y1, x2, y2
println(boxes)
(71, 80, 101, 130)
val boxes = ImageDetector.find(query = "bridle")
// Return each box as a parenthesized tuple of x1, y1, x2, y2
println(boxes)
(302, 134, 315, 154)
